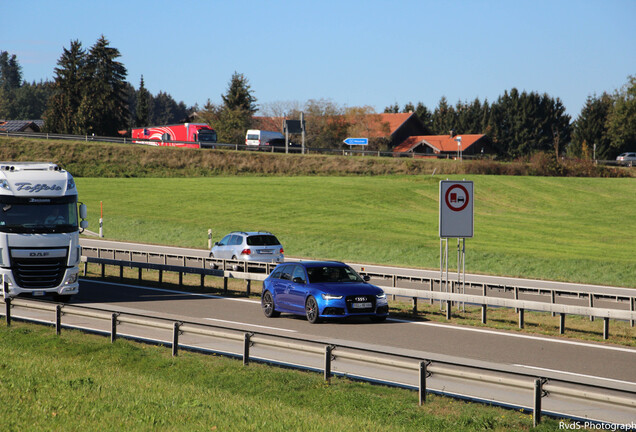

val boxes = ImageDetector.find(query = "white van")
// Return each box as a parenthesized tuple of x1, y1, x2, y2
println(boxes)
(245, 129, 284, 149)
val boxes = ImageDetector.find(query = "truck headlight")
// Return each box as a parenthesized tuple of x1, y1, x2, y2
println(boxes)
(65, 273, 78, 285)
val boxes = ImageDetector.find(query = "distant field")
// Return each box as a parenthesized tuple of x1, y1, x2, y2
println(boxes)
(76, 175, 636, 287)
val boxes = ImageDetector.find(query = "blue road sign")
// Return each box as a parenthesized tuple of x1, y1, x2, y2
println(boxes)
(343, 137, 368, 145)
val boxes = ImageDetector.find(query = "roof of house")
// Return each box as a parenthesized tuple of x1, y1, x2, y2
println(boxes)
(393, 134, 486, 153)
(0, 120, 43, 132)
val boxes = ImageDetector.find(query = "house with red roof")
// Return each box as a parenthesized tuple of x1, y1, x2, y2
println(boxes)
(392, 133, 494, 158)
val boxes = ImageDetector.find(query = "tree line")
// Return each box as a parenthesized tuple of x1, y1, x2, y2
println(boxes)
(1, 38, 634, 159)
(0, 38, 193, 136)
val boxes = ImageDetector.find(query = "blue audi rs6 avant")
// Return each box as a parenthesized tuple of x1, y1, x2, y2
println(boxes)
(261, 261, 389, 323)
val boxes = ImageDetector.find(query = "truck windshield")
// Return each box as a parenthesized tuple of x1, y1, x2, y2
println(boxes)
(198, 130, 217, 143)
(0, 196, 79, 234)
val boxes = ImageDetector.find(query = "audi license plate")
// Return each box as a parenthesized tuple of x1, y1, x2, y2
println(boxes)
(352, 302, 372, 309)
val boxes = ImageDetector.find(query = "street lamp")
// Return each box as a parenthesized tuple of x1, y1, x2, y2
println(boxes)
(455, 136, 462, 160)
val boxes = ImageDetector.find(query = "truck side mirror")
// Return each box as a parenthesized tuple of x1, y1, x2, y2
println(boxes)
(80, 220, 89, 230)
(79, 203, 88, 220)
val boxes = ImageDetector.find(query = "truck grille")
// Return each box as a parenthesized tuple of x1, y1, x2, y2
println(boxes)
(12, 257, 67, 289)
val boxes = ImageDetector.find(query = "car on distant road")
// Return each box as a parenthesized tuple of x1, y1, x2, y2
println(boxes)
(261, 261, 389, 323)
(260, 138, 302, 153)
(210, 231, 284, 263)
(616, 152, 636, 166)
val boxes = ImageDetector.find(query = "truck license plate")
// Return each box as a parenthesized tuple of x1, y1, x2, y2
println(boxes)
(33, 291, 45, 297)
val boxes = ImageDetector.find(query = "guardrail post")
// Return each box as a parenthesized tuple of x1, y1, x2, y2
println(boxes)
(412, 297, 417, 314)
(243, 333, 252, 366)
(159, 270, 163, 284)
(559, 313, 566, 334)
(223, 277, 228, 295)
(514, 286, 519, 312)
(419, 361, 430, 405)
(324, 345, 334, 382)
(5, 297, 11, 326)
(172, 322, 181, 357)
(481, 305, 487, 324)
(55, 304, 63, 335)
(139, 267, 143, 281)
(200, 274, 205, 289)
(179, 272, 183, 287)
(83, 261, 88, 276)
(551, 290, 556, 317)
(429, 279, 434, 305)
(603, 317, 609, 340)
(111, 313, 119, 343)
(631, 297, 635, 328)
(246, 280, 251, 297)
(589, 294, 594, 322)
(101, 263, 105, 278)
(533, 378, 544, 427)
(119, 265, 123, 281)
(446, 301, 451, 320)
(518, 308, 524, 329)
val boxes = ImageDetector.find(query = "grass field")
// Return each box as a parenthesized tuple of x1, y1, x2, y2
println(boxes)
(76, 175, 635, 288)
(0, 322, 564, 432)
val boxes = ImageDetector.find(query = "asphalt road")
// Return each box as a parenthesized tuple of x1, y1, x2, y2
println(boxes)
(74, 277, 636, 386)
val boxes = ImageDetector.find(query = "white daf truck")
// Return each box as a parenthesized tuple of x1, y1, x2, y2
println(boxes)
(0, 162, 88, 301)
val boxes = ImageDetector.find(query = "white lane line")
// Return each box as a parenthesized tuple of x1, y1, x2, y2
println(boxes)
(204, 318, 297, 333)
(84, 279, 260, 304)
(512, 365, 636, 386)
(388, 318, 636, 353)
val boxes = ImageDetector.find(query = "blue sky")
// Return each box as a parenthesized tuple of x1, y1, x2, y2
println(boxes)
(3, 0, 635, 117)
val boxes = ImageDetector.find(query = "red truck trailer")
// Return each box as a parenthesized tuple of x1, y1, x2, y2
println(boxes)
(131, 123, 217, 148)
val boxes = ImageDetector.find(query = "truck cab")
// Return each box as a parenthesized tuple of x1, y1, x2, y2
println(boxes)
(0, 162, 88, 301)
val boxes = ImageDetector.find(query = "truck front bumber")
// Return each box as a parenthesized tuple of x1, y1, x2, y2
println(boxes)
(1, 266, 79, 298)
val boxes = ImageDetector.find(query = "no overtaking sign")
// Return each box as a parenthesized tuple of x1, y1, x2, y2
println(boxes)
(439, 180, 474, 238)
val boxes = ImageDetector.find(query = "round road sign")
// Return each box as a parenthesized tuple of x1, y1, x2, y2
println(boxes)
(444, 184, 469, 212)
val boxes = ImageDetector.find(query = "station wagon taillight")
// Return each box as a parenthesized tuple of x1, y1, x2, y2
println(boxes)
(280, 248, 284, 254)
(241, 248, 251, 255)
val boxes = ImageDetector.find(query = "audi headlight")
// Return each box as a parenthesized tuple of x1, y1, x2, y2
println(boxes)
(376, 293, 386, 299)
(321, 294, 343, 300)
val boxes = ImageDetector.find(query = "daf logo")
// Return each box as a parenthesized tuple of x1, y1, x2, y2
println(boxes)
(355, 296, 367, 302)
(30, 252, 50, 257)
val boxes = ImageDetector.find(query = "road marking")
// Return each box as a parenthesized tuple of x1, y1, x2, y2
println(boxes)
(511, 365, 636, 386)
(388, 318, 636, 353)
(204, 318, 297, 333)
(84, 279, 635, 353)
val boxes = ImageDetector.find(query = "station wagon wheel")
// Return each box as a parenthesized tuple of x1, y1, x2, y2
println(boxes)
(262, 291, 280, 318)
(305, 296, 321, 324)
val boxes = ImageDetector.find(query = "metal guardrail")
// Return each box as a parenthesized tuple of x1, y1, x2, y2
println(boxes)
(80, 245, 636, 339)
(2, 295, 634, 426)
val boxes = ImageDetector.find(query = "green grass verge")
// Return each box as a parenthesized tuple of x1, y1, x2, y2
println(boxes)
(0, 322, 565, 431)
(77, 175, 635, 287)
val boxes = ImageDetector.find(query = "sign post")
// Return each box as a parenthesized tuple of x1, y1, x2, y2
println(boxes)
(439, 180, 474, 313)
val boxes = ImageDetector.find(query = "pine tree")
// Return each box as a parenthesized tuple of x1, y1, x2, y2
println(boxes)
(76, 35, 129, 135)
(43, 40, 87, 133)
(221, 72, 257, 114)
(606, 75, 636, 157)
(135, 75, 151, 127)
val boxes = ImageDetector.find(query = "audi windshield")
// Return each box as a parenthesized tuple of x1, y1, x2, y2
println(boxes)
(0, 196, 79, 233)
